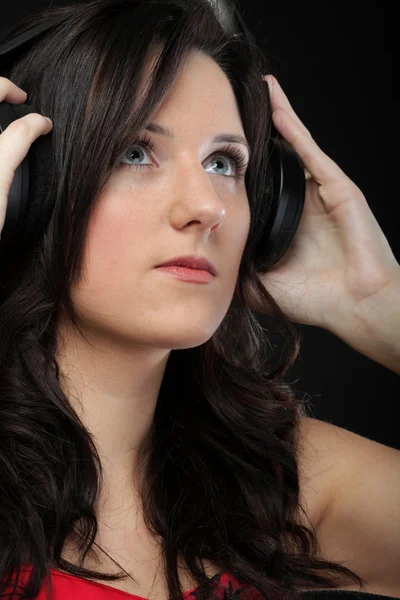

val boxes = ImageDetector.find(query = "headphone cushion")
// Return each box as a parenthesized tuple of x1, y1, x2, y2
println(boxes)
(10, 103, 55, 248)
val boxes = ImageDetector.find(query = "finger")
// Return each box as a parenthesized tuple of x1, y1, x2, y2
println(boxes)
(263, 74, 312, 138)
(0, 76, 28, 103)
(272, 107, 347, 186)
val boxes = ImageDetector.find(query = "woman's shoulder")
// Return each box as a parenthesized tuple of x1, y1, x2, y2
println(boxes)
(295, 416, 338, 532)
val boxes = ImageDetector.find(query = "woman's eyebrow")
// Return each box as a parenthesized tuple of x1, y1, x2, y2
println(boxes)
(145, 122, 251, 158)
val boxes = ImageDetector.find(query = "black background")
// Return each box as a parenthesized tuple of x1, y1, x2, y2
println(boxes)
(242, 3, 398, 598)
(1, 1, 398, 599)
(239, 1, 398, 445)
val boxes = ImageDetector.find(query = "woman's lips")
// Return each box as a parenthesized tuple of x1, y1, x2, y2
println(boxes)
(155, 265, 215, 283)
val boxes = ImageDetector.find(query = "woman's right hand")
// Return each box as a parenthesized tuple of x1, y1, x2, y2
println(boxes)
(0, 77, 53, 238)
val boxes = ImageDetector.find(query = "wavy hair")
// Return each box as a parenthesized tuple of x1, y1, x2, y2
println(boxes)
(0, 1, 366, 599)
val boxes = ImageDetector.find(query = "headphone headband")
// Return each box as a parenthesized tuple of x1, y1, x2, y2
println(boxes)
(0, 1, 255, 59)
(0, 16, 66, 57)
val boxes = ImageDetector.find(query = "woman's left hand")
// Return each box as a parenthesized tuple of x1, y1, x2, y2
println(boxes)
(256, 75, 400, 331)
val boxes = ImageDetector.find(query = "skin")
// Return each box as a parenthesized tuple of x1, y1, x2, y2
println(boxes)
(55, 51, 251, 514)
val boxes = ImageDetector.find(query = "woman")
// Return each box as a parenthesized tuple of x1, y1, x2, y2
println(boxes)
(0, 0, 399, 599)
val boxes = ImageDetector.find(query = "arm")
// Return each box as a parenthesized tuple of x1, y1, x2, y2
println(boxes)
(325, 273, 400, 375)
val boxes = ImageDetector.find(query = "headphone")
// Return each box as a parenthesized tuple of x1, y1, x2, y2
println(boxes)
(0, 2, 305, 272)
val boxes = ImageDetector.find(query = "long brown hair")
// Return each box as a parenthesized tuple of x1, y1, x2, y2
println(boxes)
(0, 1, 366, 598)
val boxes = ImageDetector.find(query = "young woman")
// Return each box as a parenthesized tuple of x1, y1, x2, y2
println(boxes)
(0, 1, 399, 599)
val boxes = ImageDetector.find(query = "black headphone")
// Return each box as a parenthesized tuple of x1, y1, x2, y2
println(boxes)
(0, 3, 305, 272)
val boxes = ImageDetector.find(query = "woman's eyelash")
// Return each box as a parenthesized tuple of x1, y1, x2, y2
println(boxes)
(122, 133, 249, 180)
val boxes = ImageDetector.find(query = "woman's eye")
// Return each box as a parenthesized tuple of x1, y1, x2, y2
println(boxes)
(121, 136, 248, 180)
(204, 155, 241, 178)
(123, 145, 153, 168)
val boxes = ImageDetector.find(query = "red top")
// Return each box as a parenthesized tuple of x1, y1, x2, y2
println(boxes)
(3, 565, 266, 599)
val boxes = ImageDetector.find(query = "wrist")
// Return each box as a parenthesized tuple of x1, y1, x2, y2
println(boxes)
(325, 274, 400, 374)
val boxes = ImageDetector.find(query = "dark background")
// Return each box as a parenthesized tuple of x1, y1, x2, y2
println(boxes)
(242, 3, 398, 598)
(238, 0, 398, 449)
(1, 1, 398, 599)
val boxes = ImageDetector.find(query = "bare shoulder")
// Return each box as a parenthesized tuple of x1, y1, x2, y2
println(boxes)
(293, 416, 400, 596)
(293, 416, 340, 532)
(294, 415, 399, 527)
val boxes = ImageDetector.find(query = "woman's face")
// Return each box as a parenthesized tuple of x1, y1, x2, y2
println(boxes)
(71, 51, 251, 350)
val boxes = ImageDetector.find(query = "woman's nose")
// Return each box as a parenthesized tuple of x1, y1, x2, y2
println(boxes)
(168, 163, 227, 233)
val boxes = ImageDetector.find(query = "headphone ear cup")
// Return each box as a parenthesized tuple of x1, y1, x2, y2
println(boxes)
(254, 136, 306, 272)
(0, 102, 55, 253)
